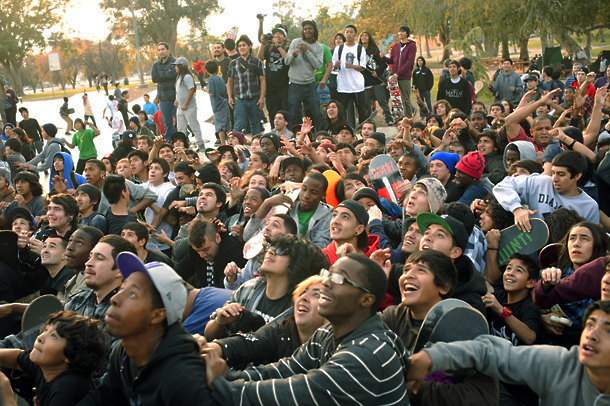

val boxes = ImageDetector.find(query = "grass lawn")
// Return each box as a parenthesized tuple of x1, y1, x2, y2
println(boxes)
(22, 81, 154, 101)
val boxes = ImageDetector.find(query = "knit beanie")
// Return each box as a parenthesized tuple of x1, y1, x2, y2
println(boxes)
(42, 123, 58, 137)
(414, 177, 447, 214)
(455, 151, 485, 180)
(0, 168, 10, 185)
(429, 152, 460, 174)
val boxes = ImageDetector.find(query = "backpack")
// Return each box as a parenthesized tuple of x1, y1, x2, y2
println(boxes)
(337, 44, 364, 66)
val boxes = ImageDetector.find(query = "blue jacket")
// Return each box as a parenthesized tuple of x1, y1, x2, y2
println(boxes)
(49, 152, 86, 191)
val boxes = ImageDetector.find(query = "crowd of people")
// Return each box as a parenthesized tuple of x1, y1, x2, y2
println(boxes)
(0, 19, 608, 406)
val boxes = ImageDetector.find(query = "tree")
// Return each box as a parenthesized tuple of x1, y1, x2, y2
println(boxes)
(314, 6, 356, 48)
(0, 0, 69, 96)
(271, 0, 303, 40)
(99, 0, 222, 55)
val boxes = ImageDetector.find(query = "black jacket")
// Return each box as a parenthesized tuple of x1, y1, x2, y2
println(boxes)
(412, 58, 434, 92)
(217, 312, 300, 367)
(77, 322, 220, 406)
(172, 232, 247, 288)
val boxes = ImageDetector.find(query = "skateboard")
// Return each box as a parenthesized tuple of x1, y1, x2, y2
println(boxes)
(388, 78, 404, 123)
(496, 218, 549, 265)
(369, 154, 403, 204)
(318, 85, 330, 115)
(0, 230, 20, 269)
(22, 295, 63, 350)
(539, 243, 563, 268)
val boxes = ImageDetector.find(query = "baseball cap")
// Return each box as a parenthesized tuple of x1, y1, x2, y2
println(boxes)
(272, 27, 287, 37)
(416, 212, 468, 252)
(336, 124, 354, 136)
(9, 207, 37, 229)
(369, 132, 386, 147)
(195, 162, 221, 184)
(282, 157, 304, 172)
(301, 19, 317, 28)
(523, 74, 537, 82)
(117, 252, 187, 326)
(170, 57, 189, 67)
(121, 130, 137, 141)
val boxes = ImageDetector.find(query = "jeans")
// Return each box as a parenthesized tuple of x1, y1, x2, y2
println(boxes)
(32, 140, 42, 154)
(233, 99, 262, 135)
(287, 82, 324, 130)
(367, 84, 393, 124)
(336, 91, 371, 128)
(159, 100, 177, 142)
(177, 105, 205, 150)
(84, 115, 97, 128)
(266, 87, 289, 129)
(420, 90, 432, 112)
(398, 79, 414, 118)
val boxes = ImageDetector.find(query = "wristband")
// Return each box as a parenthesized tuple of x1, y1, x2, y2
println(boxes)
(488, 247, 498, 251)
(500, 306, 513, 320)
(568, 139, 577, 149)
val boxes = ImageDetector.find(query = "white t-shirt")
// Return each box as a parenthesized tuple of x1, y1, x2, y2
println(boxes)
(143, 181, 175, 250)
(332, 43, 366, 93)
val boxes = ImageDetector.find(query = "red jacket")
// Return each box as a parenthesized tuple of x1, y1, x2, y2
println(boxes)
(322, 234, 380, 265)
(381, 39, 417, 81)
(193, 61, 205, 75)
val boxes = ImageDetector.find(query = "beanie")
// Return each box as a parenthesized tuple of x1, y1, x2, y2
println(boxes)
(42, 123, 58, 137)
(195, 162, 221, 184)
(429, 152, 460, 174)
(455, 151, 485, 180)
(415, 177, 447, 214)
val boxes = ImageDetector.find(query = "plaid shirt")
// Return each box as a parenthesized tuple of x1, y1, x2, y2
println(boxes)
(152, 55, 178, 101)
(64, 286, 119, 320)
(465, 226, 487, 275)
(228, 54, 265, 100)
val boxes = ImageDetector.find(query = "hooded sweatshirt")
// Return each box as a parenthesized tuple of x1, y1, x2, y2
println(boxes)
(502, 140, 537, 170)
(412, 57, 434, 92)
(322, 234, 380, 265)
(49, 152, 86, 191)
(210, 314, 411, 405)
(424, 335, 610, 406)
(76, 322, 220, 406)
(27, 137, 66, 172)
(382, 39, 417, 80)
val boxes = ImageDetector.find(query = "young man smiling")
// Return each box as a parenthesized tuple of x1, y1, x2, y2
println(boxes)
(143, 158, 174, 254)
(205, 254, 411, 405)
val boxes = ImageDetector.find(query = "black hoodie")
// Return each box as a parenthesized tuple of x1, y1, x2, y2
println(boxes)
(77, 322, 220, 406)
(412, 57, 434, 92)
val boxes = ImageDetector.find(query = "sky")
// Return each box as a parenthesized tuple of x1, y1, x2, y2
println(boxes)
(59, 0, 349, 43)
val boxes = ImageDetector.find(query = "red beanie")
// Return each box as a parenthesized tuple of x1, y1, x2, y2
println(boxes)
(455, 151, 485, 179)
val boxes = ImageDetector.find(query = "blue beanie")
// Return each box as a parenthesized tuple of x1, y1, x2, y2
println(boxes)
(429, 152, 460, 175)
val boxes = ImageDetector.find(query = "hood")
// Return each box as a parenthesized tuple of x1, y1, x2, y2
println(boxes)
(50, 151, 74, 182)
(47, 137, 66, 146)
(479, 176, 495, 194)
(453, 255, 487, 313)
(503, 141, 537, 170)
(416, 56, 427, 67)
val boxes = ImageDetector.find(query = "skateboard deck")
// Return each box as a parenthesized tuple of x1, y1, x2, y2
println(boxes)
(497, 219, 549, 265)
(539, 243, 562, 269)
(388, 78, 404, 123)
(318, 86, 330, 115)
(413, 298, 472, 354)
(369, 154, 403, 204)
(22, 295, 63, 350)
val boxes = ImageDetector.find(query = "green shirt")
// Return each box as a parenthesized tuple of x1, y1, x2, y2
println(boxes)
(297, 209, 315, 237)
(71, 128, 98, 159)
(314, 44, 332, 86)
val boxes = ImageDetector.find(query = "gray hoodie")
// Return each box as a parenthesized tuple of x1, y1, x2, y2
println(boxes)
(424, 335, 610, 406)
(27, 137, 66, 172)
(503, 141, 537, 170)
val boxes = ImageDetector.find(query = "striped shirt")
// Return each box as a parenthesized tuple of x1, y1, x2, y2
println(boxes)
(211, 314, 410, 405)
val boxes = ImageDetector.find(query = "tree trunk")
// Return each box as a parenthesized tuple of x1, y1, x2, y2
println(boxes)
(585, 31, 592, 60)
(439, 24, 451, 61)
(540, 29, 548, 53)
(501, 40, 510, 60)
(549, 25, 588, 64)
(548, 33, 554, 47)
(483, 34, 497, 57)
(425, 35, 432, 58)
(39, 80, 44, 92)
(8, 61, 24, 97)
(519, 37, 529, 61)
(600, 28, 605, 43)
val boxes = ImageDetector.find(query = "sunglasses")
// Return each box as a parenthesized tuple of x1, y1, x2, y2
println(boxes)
(320, 269, 372, 295)
(268, 246, 290, 256)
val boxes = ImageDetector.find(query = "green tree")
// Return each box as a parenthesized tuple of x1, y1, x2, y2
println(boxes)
(100, 0, 222, 55)
(271, 0, 303, 40)
(314, 6, 356, 48)
(0, 0, 68, 96)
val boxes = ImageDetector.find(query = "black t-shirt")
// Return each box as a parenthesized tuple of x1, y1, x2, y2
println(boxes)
(38, 266, 74, 296)
(254, 292, 293, 324)
(105, 209, 138, 235)
(487, 288, 541, 346)
(264, 41, 290, 90)
(145, 248, 173, 266)
(216, 57, 232, 84)
(17, 351, 93, 406)
(19, 118, 42, 142)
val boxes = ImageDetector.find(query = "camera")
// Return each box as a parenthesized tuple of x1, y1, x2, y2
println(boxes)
(256, 13, 267, 19)
(263, 33, 274, 42)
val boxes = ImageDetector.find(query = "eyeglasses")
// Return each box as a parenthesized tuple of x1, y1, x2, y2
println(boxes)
(320, 269, 372, 294)
(268, 246, 289, 256)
